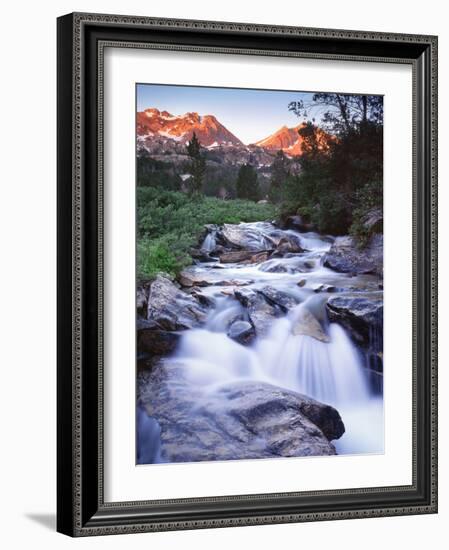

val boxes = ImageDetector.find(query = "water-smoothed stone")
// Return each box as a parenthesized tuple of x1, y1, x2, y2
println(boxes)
(326, 293, 383, 351)
(258, 257, 307, 274)
(249, 251, 270, 264)
(291, 306, 330, 343)
(177, 271, 211, 287)
(258, 286, 301, 312)
(138, 360, 344, 463)
(147, 275, 208, 331)
(234, 288, 280, 337)
(312, 284, 338, 293)
(137, 284, 149, 316)
(217, 223, 275, 252)
(274, 235, 304, 255)
(178, 269, 253, 288)
(138, 327, 181, 356)
(188, 288, 216, 308)
(227, 320, 255, 345)
(323, 234, 383, 276)
(190, 248, 215, 262)
(218, 249, 269, 264)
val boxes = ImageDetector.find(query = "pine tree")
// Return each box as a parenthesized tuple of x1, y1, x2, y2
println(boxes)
(186, 132, 206, 197)
(269, 150, 290, 203)
(236, 164, 259, 201)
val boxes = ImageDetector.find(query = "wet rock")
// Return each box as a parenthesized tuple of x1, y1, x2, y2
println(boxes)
(249, 251, 270, 264)
(234, 288, 280, 337)
(189, 288, 216, 308)
(218, 249, 268, 264)
(258, 286, 300, 311)
(326, 293, 383, 350)
(138, 328, 181, 356)
(227, 320, 255, 345)
(190, 248, 215, 262)
(258, 257, 306, 274)
(323, 234, 383, 276)
(291, 306, 330, 343)
(147, 275, 207, 330)
(297, 279, 306, 287)
(177, 271, 211, 287)
(362, 208, 383, 233)
(274, 235, 304, 255)
(137, 318, 161, 331)
(137, 284, 149, 317)
(217, 223, 274, 252)
(178, 269, 253, 288)
(138, 361, 344, 463)
(258, 261, 290, 273)
(312, 284, 338, 293)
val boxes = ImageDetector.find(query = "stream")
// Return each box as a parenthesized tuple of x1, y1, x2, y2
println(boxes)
(138, 221, 384, 462)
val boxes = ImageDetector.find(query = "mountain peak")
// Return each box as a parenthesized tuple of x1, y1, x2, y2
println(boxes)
(253, 123, 332, 156)
(137, 108, 243, 147)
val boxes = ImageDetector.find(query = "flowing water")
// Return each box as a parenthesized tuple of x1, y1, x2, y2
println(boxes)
(140, 222, 384, 459)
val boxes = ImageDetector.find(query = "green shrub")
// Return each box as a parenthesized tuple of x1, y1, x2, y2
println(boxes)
(137, 188, 277, 279)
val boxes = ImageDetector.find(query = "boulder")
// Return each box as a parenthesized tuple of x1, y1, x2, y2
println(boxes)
(218, 249, 268, 264)
(177, 271, 211, 287)
(138, 360, 344, 463)
(291, 306, 330, 343)
(323, 234, 383, 276)
(234, 288, 280, 337)
(147, 275, 207, 330)
(178, 269, 253, 288)
(227, 320, 255, 345)
(189, 248, 215, 262)
(257, 286, 301, 311)
(138, 327, 181, 356)
(258, 257, 306, 274)
(326, 292, 383, 350)
(217, 223, 275, 252)
(274, 235, 304, 255)
(137, 285, 148, 317)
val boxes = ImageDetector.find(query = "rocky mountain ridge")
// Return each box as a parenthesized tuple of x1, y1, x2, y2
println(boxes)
(137, 108, 333, 160)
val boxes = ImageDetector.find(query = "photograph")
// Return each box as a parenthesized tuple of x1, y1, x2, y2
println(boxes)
(135, 83, 384, 465)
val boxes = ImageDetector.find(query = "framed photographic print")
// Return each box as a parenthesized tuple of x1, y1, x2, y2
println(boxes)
(57, 12, 438, 536)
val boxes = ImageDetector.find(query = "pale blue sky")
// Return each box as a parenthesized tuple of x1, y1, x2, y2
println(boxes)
(136, 83, 318, 144)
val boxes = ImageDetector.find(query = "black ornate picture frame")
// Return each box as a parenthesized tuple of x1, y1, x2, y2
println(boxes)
(57, 12, 438, 537)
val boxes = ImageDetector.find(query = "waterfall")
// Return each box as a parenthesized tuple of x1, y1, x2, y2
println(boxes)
(143, 221, 383, 458)
(174, 296, 382, 454)
(256, 316, 370, 406)
(136, 402, 164, 464)
(200, 230, 216, 253)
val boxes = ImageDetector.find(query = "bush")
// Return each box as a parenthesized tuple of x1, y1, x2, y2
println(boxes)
(137, 188, 277, 279)
(137, 240, 181, 278)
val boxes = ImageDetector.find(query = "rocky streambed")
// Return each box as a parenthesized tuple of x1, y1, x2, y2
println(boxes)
(137, 220, 384, 464)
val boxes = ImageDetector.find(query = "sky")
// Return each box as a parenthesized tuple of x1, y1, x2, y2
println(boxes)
(136, 83, 320, 145)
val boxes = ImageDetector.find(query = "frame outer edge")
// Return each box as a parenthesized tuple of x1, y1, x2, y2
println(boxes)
(57, 13, 77, 537)
(60, 12, 438, 536)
